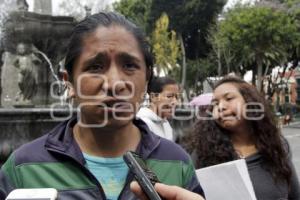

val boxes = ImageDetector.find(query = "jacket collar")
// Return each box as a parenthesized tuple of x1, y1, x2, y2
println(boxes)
(44, 117, 161, 164)
(132, 118, 161, 159)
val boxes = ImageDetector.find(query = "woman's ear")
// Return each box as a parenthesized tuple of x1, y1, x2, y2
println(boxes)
(62, 70, 75, 98)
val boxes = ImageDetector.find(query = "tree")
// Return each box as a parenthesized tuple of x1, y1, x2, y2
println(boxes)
(284, 0, 300, 65)
(186, 57, 218, 94)
(211, 5, 300, 91)
(151, 13, 180, 76)
(114, 2, 181, 77)
(114, 0, 226, 85)
(149, 0, 227, 60)
(258, 0, 300, 67)
(113, 0, 152, 32)
(149, 0, 226, 90)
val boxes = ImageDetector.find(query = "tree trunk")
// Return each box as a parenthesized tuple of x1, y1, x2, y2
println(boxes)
(252, 65, 257, 86)
(179, 34, 186, 89)
(263, 65, 269, 77)
(257, 59, 263, 92)
(217, 46, 222, 76)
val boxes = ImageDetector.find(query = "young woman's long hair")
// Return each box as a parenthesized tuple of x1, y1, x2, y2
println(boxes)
(184, 76, 292, 185)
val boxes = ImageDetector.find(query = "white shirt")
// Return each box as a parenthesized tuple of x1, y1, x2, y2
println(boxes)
(136, 107, 174, 141)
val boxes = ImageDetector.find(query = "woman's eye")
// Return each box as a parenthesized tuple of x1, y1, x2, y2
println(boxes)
(123, 63, 138, 70)
(87, 64, 104, 72)
(227, 97, 234, 101)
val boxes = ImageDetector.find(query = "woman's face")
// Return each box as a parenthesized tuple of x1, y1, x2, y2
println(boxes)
(71, 25, 147, 128)
(212, 83, 247, 131)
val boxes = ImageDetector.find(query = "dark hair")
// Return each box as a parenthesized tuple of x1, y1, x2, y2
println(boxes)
(148, 76, 177, 94)
(65, 12, 153, 81)
(184, 76, 292, 185)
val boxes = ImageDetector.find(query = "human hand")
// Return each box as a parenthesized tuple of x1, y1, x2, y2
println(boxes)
(130, 181, 205, 200)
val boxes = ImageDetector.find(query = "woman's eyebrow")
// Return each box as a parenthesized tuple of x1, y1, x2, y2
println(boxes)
(223, 92, 231, 97)
(83, 53, 107, 66)
(117, 52, 142, 63)
(212, 92, 231, 102)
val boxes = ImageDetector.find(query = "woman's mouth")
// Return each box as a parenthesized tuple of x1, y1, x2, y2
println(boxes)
(97, 100, 133, 112)
(220, 114, 238, 122)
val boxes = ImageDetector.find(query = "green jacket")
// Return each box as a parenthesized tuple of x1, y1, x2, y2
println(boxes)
(0, 117, 204, 199)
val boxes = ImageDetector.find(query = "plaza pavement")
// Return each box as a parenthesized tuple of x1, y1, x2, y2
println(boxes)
(282, 122, 300, 180)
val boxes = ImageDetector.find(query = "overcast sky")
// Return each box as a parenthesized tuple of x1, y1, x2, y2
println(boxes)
(224, 0, 255, 9)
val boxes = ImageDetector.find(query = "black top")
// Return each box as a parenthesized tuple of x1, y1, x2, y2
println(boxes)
(190, 141, 300, 200)
(246, 153, 300, 200)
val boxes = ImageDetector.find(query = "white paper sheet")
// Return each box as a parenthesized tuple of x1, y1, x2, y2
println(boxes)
(196, 159, 257, 200)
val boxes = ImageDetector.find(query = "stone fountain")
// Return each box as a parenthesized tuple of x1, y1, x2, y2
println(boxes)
(0, 0, 76, 165)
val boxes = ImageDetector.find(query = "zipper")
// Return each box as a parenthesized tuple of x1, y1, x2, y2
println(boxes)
(117, 171, 135, 200)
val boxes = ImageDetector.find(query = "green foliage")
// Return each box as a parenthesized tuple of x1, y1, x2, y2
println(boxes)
(173, 55, 218, 95)
(285, 0, 300, 59)
(152, 13, 180, 75)
(114, 0, 226, 59)
(149, 0, 227, 60)
(113, 1, 182, 76)
(283, 0, 300, 5)
(186, 58, 218, 90)
(211, 5, 300, 81)
(113, 0, 227, 92)
(113, 0, 152, 31)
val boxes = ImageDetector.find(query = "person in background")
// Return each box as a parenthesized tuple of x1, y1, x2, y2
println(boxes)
(0, 12, 204, 200)
(136, 76, 180, 141)
(183, 76, 300, 200)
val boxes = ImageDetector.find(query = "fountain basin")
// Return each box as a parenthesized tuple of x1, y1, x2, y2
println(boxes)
(0, 108, 75, 165)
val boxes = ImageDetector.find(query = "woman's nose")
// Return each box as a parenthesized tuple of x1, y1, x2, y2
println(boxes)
(103, 65, 126, 96)
(217, 101, 228, 112)
(171, 96, 179, 106)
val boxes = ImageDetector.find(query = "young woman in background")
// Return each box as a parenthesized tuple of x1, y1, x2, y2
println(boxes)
(184, 76, 300, 200)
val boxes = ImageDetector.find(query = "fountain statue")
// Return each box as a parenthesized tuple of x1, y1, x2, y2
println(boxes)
(14, 43, 40, 105)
